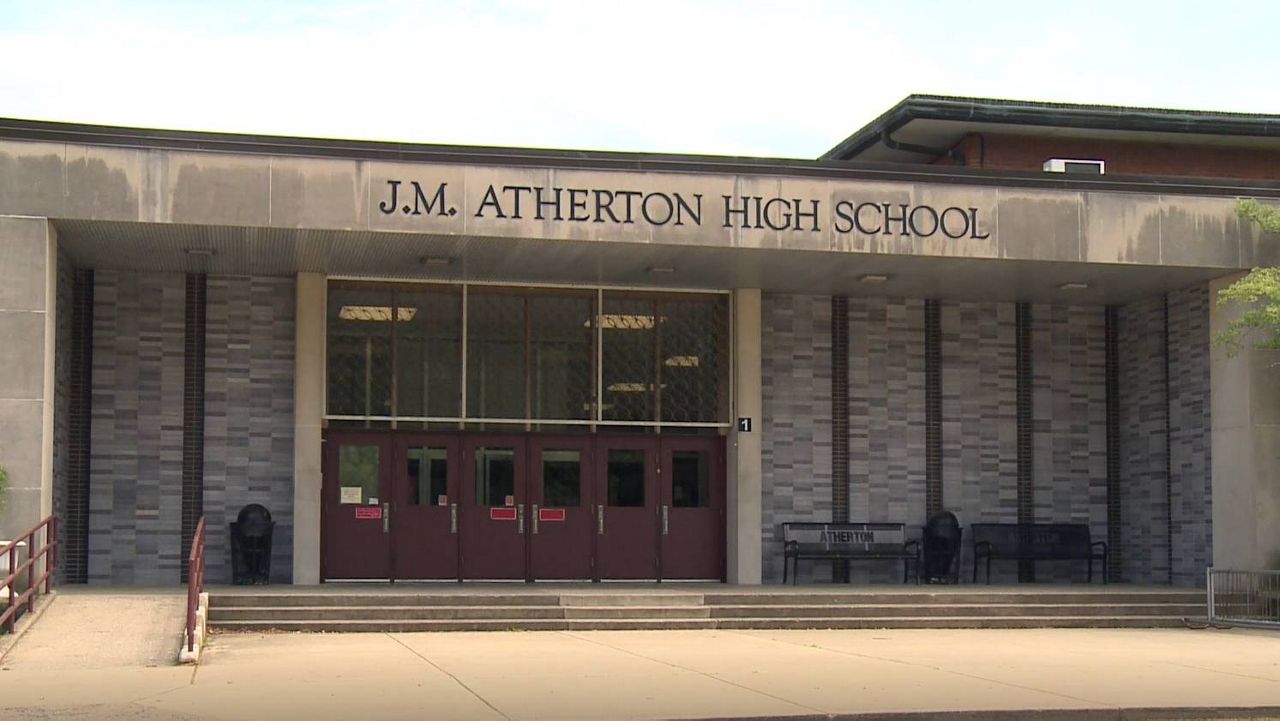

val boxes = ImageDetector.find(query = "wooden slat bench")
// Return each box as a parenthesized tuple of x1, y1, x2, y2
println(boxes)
(970, 523, 1108, 583)
(780, 522, 920, 584)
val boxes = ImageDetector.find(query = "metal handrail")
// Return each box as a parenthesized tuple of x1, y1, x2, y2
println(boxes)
(1207, 567, 1280, 629)
(0, 514, 59, 633)
(186, 516, 206, 652)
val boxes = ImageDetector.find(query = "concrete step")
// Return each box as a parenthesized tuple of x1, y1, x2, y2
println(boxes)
(211, 618, 718, 633)
(707, 603, 1205, 619)
(712, 616, 1193, 630)
(559, 594, 704, 607)
(705, 592, 1205, 606)
(561, 606, 711, 619)
(208, 593, 554, 608)
(209, 605, 569, 622)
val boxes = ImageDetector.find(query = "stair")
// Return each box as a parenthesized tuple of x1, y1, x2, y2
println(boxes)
(207, 588, 1205, 633)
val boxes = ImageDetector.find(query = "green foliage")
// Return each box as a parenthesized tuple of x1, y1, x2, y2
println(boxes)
(0, 464, 7, 512)
(1214, 200, 1280, 356)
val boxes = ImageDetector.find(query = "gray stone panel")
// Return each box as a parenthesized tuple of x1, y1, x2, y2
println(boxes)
(1168, 286, 1212, 586)
(1117, 296, 1170, 584)
(88, 270, 186, 585)
(847, 297, 928, 583)
(1030, 304, 1108, 583)
(940, 301, 1020, 583)
(203, 276, 296, 584)
(761, 294, 833, 583)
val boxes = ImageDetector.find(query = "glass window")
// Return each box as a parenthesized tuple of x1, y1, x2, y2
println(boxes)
(659, 297, 729, 424)
(601, 294, 657, 422)
(407, 447, 448, 506)
(531, 294, 594, 420)
(607, 449, 645, 507)
(541, 450, 581, 507)
(475, 447, 516, 507)
(670, 450, 709, 508)
(338, 445, 380, 504)
(467, 291, 527, 419)
(327, 286, 393, 417)
(396, 287, 462, 419)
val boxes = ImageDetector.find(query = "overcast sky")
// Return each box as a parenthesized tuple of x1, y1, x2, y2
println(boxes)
(1, 0, 1275, 158)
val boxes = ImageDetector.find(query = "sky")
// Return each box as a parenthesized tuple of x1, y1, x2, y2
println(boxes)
(1, 0, 1277, 159)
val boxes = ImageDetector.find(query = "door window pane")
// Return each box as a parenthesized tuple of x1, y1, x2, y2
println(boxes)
(475, 447, 516, 507)
(607, 449, 645, 507)
(396, 287, 462, 419)
(467, 292, 527, 419)
(327, 287, 393, 416)
(542, 450, 581, 507)
(407, 447, 448, 506)
(670, 450, 709, 508)
(339, 445, 380, 504)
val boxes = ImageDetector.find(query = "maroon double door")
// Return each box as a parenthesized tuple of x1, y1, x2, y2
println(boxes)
(322, 432, 725, 581)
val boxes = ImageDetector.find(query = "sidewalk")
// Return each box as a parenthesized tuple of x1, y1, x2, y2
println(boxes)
(0, 626, 1278, 720)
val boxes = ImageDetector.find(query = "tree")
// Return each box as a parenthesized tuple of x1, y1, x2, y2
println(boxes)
(1214, 200, 1280, 356)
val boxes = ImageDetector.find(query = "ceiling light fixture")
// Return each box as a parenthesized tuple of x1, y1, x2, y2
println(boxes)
(1058, 282, 1090, 291)
(647, 266, 676, 274)
(184, 248, 215, 257)
(858, 274, 890, 284)
(420, 256, 454, 267)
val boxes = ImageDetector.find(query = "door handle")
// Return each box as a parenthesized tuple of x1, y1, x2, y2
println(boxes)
(662, 505, 669, 536)
(450, 503, 458, 534)
(517, 504, 525, 534)
(531, 504, 539, 535)
(597, 505, 605, 535)
(383, 502, 390, 534)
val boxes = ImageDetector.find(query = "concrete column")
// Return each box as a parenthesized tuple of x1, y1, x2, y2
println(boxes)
(293, 272, 326, 583)
(0, 216, 56, 537)
(1209, 273, 1280, 570)
(727, 289, 763, 584)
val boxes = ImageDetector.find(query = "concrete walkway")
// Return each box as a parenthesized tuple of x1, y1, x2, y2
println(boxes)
(0, 626, 1278, 720)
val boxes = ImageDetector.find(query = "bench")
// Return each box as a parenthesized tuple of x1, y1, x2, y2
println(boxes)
(970, 523, 1107, 583)
(780, 522, 920, 584)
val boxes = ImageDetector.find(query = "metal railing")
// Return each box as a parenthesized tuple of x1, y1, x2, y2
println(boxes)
(186, 516, 206, 652)
(1, 515, 58, 634)
(1207, 567, 1280, 629)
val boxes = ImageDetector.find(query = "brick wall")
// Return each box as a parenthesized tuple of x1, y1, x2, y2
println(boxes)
(948, 133, 1280, 179)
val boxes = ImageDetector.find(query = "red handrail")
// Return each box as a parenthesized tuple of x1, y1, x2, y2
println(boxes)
(0, 514, 58, 634)
(186, 516, 206, 653)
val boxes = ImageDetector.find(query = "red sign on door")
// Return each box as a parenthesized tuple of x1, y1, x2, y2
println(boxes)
(538, 508, 566, 523)
(489, 507, 517, 521)
(355, 506, 382, 520)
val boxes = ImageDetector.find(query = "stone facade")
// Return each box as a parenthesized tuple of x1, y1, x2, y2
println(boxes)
(761, 294, 833, 583)
(1167, 286, 1213, 586)
(88, 270, 187, 584)
(203, 276, 297, 584)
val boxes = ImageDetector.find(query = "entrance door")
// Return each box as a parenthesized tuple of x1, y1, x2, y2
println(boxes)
(659, 436, 725, 580)
(459, 435, 528, 579)
(391, 435, 460, 580)
(594, 437, 659, 580)
(527, 436, 593, 580)
(322, 432, 393, 580)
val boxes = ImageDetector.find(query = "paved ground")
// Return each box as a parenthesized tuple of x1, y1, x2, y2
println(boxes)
(1, 624, 1278, 720)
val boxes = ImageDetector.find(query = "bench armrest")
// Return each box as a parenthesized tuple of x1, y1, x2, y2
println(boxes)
(1091, 540, 1108, 554)
(903, 539, 921, 557)
(973, 540, 993, 556)
(783, 540, 799, 556)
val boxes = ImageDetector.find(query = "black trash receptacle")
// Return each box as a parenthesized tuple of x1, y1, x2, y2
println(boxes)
(922, 510, 961, 584)
(229, 504, 275, 585)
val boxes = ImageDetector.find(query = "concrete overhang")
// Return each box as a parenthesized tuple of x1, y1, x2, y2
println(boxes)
(1, 120, 1276, 303)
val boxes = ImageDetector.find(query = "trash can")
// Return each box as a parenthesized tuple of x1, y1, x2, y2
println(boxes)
(922, 510, 961, 584)
(229, 504, 275, 585)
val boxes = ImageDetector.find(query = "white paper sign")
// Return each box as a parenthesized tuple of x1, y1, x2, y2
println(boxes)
(340, 487, 362, 504)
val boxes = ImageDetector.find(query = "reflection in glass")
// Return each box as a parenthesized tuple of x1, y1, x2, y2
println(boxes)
(601, 295, 657, 422)
(659, 297, 729, 423)
(397, 288, 462, 418)
(327, 286, 393, 416)
(671, 450, 709, 508)
(542, 450, 581, 507)
(531, 295, 593, 420)
(475, 447, 516, 507)
(407, 447, 448, 506)
(339, 445, 380, 504)
(467, 292, 526, 419)
(607, 449, 645, 507)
